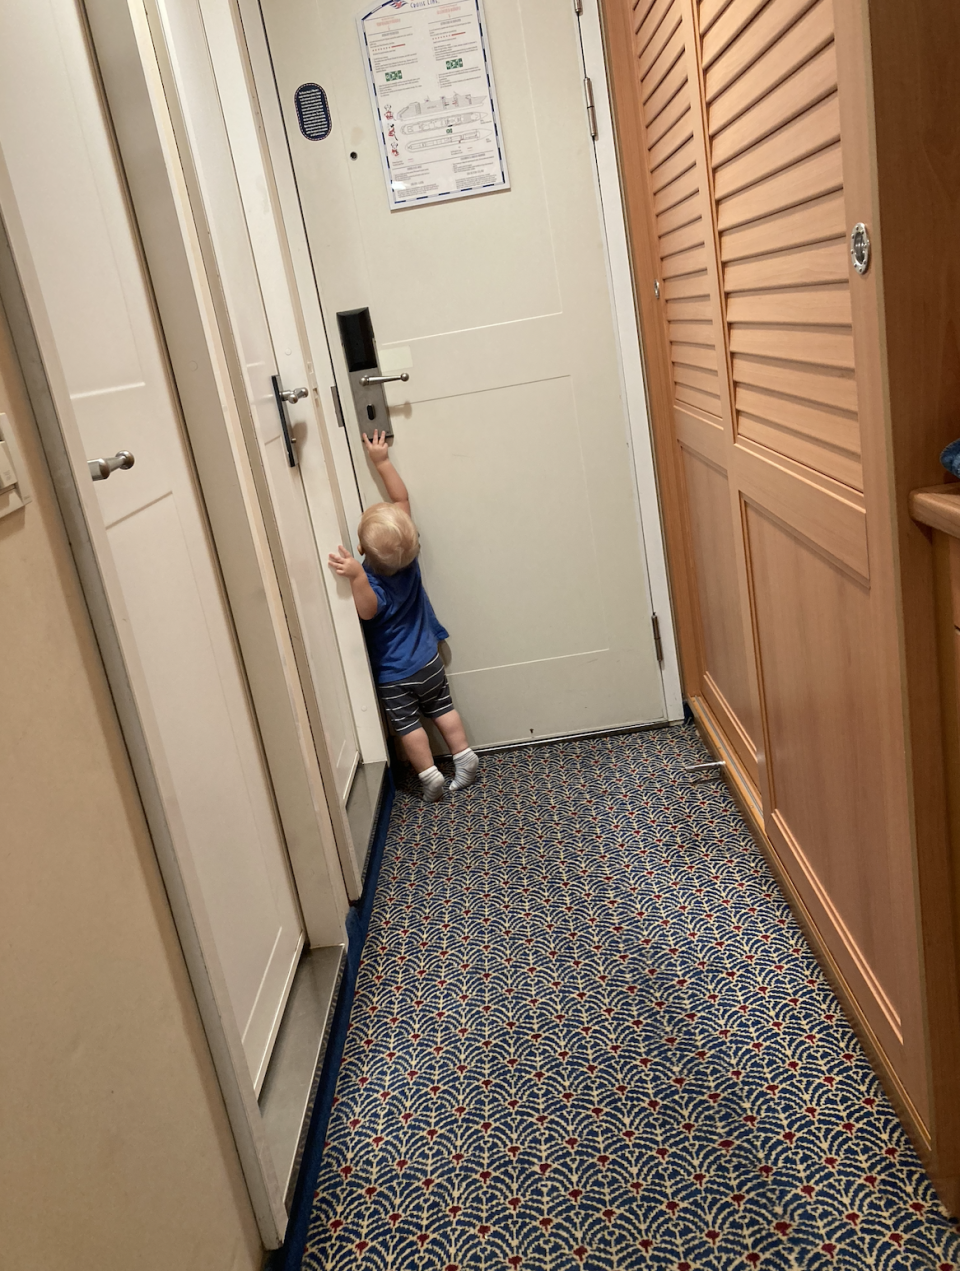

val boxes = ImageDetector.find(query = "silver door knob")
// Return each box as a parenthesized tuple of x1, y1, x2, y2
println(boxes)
(279, 386, 309, 403)
(88, 451, 135, 481)
(359, 372, 409, 386)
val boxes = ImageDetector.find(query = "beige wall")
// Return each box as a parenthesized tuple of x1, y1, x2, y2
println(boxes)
(0, 298, 264, 1266)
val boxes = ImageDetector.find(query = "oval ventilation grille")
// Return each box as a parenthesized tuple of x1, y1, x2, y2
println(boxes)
(295, 83, 332, 141)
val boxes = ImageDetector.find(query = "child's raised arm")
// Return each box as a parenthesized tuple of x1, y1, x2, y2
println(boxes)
(363, 429, 410, 515)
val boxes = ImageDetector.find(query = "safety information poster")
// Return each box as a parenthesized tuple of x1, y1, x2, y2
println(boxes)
(358, 0, 509, 210)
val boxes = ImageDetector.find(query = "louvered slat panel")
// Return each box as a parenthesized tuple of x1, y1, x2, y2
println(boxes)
(729, 325, 854, 368)
(711, 51, 838, 171)
(724, 239, 848, 291)
(638, 3, 683, 78)
(670, 341, 719, 370)
(725, 284, 851, 325)
(661, 217, 706, 257)
(732, 354, 858, 412)
(643, 58, 688, 127)
(636, 0, 675, 46)
(699, 0, 736, 38)
(734, 385, 859, 452)
(701, 0, 768, 70)
(717, 143, 842, 229)
(704, 0, 859, 488)
(737, 415, 862, 487)
(707, 0, 833, 130)
(706, 0, 819, 99)
(646, 81, 692, 146)
(642, 25, 686, 102)
(720, 191, 845, 261)
(653, 162, 699, 214)
(648, 109, 695, 169)
(635, 0, 723, 421)
(662, 270, 712, 300)
(657, 192, 701, 236)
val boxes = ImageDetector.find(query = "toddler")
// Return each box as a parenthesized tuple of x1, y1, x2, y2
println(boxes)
(328, 430, 479, 802)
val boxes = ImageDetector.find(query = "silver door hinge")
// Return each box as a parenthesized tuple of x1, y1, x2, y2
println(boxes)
(654, 279, 660, 299)
(651, 613, 664, 664)
(584, 77, 598, 140)
(574, 0, 583, 12)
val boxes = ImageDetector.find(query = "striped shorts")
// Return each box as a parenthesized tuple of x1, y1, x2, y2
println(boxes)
(378, 653, 454, 736)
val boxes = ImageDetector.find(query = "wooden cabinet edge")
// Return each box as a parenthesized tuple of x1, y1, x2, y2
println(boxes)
(688, 694, 943, 1195)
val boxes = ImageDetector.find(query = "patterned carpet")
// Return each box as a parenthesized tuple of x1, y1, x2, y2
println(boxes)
(302, 725, 960, 1270)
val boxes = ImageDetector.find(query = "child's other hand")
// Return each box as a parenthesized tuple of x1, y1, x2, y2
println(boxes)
(328, 545, 363, 579)
(362, 429, 390, 467)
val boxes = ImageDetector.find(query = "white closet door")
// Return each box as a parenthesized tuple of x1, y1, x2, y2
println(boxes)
(0, 0, 303, 1091)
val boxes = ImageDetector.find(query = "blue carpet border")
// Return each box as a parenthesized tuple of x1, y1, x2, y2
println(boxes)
(267, 763, 397, 1271)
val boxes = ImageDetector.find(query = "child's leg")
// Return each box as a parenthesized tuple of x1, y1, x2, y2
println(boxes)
(400, 726, 435, 774)
(398, 726, 445, 802)
(433, 709, 480, 791)
(431, 708, 468, 756)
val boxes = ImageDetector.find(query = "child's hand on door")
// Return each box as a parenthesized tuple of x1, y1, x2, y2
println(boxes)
(362, 429, 390, 467)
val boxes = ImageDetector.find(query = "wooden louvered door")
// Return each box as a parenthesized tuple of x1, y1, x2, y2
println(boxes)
(604, 0, 932, 1135)
(630, 0, 763, 787)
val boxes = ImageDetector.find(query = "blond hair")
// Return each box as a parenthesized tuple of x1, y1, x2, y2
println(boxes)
(358, 502, 419, 576)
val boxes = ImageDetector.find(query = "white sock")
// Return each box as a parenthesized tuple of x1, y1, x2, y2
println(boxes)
(418, 765, 445, 803)
(449, 747, 479, 791)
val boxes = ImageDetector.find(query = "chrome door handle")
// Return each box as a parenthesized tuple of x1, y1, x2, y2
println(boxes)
(88, 451, 135, 481)
(278, 386, 309, 403)
(358, 372, 409, 386)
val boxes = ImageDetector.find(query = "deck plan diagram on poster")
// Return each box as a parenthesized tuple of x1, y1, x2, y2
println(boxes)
(358, 0, 509, 210)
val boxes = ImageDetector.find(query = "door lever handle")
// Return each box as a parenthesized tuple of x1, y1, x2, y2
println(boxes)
(88, 451, 135, 481)
(278, 385, 309, 403)
(359, 372, 409, 386)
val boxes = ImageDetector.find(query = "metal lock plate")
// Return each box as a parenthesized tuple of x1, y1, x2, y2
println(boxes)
(850, 222, 870, 275)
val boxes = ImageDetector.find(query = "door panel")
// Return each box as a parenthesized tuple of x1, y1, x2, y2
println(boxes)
(631, 0, 760, 769)
(609, 0, 929, 1118)
(680, 445, 758, 775)
(744, 501, 904, 1054)
(0, 0, 303, 1091)
(260, 0, 667, 747)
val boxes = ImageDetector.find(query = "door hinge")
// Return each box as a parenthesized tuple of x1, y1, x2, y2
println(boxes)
(651, 612, 664, 664)
(654, 279, 660, 299)
(574, 0, 583, 12)
(583, 77, 598, 140)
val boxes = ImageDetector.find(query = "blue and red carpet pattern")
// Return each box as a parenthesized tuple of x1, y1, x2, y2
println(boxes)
(302, 726, 960, 1269)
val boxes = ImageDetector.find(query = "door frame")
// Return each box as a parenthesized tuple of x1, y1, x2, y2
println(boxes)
(236, 0, 684, 728)
(578, 0, 683, 722)
(0, 0, 355, 1239)
(0, 187, 291, 1246)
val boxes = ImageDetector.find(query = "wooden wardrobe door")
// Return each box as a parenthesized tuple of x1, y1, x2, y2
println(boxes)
(606, 0, 929, 1124)
(694, 0, 926, 1115)
(629, 0, 761, 782)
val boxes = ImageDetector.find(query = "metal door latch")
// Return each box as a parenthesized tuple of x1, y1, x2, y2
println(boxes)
(88, 451, 135, 481)
(271, 375, 302, 467)
(359, 372, 409, 386)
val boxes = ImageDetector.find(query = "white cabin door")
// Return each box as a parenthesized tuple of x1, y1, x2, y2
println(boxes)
(259, 0, 667, 746)
(0, 0, 303, 1091)
(150, 0, 364, 813)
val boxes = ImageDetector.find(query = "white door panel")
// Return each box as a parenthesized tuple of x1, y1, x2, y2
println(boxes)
(0, 0, 303, 1089)
(260, 0, 667, 746)
(147, 0, 367, 888)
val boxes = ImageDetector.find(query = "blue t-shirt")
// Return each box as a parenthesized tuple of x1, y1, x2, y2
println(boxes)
(362, 558, 449, 684)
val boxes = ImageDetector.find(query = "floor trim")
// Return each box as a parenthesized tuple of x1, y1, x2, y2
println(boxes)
(267, 766, 396, 1271)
